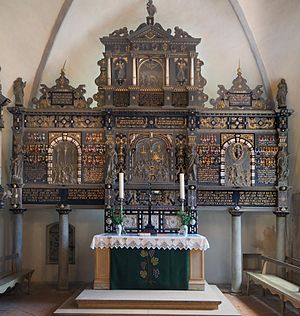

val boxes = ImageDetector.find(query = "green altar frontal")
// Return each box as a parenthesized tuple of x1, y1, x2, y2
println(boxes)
(110, 248, 189, 290)
(91, 234, 209, 291)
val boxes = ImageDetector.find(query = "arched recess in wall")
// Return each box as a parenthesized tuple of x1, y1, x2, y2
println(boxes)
(46, 222, 75, 264)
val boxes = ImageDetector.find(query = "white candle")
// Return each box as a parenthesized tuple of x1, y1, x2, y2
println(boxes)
(179, 173, 185, 200)
(119, 172, 124, 199)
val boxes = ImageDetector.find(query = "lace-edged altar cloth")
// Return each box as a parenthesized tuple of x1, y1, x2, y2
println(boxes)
(90, 233, 210, 251)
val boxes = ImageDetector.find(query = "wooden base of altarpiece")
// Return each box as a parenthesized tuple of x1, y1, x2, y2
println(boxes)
(93, 248, 205, 291)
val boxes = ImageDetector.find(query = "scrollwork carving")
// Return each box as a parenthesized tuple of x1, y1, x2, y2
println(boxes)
(109, 27, 128, 37)
(174, 26, 191, 38)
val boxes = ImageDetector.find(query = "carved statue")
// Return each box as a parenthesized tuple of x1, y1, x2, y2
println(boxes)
(185, 145, 198, 181)
(11, 144, 24, 184)
(13, 77, 26, 105)
(176, 59, 187, 85)
(115, 59, 126, 81)
(147, 0, 157, 17)
(106, 143, 118, 183)
(277, 147, 288, 182)
(276, 79, 288, 107)
(174, 26, 191, 38)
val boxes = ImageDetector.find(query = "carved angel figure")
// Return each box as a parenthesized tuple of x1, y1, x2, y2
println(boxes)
(176, 59, 187, 85)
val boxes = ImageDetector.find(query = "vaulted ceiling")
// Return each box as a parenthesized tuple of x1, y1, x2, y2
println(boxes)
(1, 0, 300, 190)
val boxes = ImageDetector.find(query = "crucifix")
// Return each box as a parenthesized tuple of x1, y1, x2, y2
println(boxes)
(143, 183, 157, 235)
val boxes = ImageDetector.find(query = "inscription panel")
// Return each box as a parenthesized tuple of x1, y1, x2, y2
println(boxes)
(23, 187, 105, 205)
(229, 93, 251, 107)
(23, 132, 48, 184)
(198, 190, 277, 207)
(256, 135, 277, 185)
(51, 91, 74, 106)
(197, 134, 220, 185)
(82, 132, 106, 184)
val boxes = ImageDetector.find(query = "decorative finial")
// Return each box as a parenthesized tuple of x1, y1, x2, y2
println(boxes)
(146, 0, 156, 25)
(237, 59, 242, 76)
(61, 60, 67, 76)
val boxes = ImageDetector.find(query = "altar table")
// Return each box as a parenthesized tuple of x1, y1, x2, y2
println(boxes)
(90, 234, 210, 291)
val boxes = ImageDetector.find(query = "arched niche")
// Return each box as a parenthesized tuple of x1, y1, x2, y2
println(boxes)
(138, 59, 164, 88)
(47, 135, 82, 184)
(220, 137, 255, 187)
(130, 134, 172, 183)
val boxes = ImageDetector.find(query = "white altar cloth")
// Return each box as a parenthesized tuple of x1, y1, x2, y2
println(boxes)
(90, 233, 210, 251)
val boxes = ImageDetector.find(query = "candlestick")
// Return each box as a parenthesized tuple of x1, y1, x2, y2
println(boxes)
(119, 172, 124, 199)
(179, 173, 185, 200)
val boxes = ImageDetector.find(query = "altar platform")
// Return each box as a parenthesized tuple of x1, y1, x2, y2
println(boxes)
(53, 283, 241, 315)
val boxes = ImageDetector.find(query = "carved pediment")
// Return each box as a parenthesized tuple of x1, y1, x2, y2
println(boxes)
(129, 23, 173, 42)
(32, 70, 93, 110)
(211, 67, 267, 110)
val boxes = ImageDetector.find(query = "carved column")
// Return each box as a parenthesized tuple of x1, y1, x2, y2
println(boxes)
(56, 204, 72, 290)
(106, 53, 112, 86)
(132, 55, 137, 86)
(10, 207, 26, 272)
(190, 54, 195, 86)
(165, 55, 170, 86)
(229, 206, 243, 293)
(274, 83, 293, 264)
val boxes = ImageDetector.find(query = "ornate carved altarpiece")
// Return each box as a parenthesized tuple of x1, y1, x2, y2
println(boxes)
(8, 3, 292, 235)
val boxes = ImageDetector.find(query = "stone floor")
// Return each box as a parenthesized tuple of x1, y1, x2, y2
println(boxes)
(0, 283, 298, 316)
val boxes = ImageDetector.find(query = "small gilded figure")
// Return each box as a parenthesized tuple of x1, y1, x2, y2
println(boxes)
(13, 77, 26, 105)
(276, 78, 288, 107)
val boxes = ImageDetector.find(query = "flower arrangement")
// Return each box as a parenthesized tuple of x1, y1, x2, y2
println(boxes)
(176, 210, 192, 226)
(112, 208, 125, 225)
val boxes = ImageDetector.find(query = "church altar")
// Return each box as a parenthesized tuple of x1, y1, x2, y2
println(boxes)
(91, 234, 209, 291)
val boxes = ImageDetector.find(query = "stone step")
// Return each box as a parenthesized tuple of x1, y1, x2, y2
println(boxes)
(53, 285, 241, 316)
(76, 289, 220, 310)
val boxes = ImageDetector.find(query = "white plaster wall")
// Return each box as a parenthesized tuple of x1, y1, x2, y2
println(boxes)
(199, 210, 275, 284)
(238, 0, 300, 191)
(22, 208, 103, 282)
